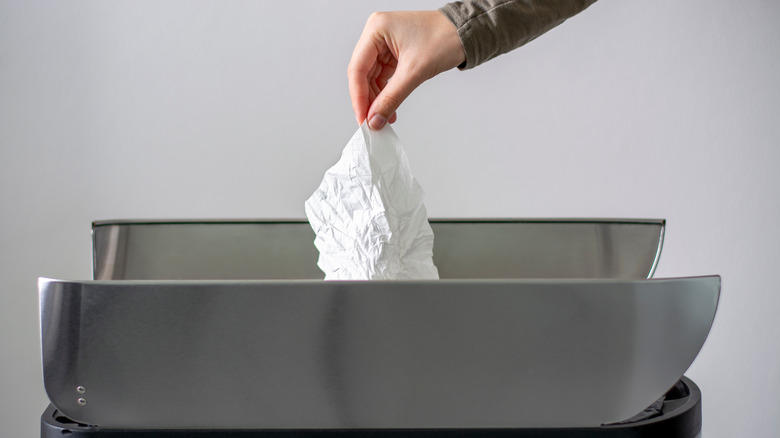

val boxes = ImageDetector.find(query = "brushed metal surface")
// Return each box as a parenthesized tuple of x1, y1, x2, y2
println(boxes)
(40, 276, 719, 429)
(92, 219, 665, 280)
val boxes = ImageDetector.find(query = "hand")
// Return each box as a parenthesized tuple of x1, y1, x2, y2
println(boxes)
(348, 11, 466, 130)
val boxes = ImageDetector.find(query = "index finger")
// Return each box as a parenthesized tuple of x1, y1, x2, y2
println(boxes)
(348, 33, 381, 125)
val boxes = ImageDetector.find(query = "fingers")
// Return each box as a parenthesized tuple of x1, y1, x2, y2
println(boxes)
(348, 34, 380, 125)
(366, 64, 423, 130)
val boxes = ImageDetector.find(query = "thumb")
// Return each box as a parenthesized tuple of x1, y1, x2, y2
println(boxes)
(366, 65, 423, 130)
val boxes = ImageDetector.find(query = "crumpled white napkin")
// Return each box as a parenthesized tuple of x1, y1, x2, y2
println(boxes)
(305, 123, 439, 280)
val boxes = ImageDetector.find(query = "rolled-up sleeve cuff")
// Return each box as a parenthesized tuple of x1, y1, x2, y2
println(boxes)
(439, 2, 488, 70)
(440, 0, 598, 70)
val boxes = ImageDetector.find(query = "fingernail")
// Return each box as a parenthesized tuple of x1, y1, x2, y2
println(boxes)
(368, 114, 387, 130)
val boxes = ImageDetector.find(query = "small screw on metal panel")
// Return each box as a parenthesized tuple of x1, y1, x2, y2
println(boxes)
(76, 386, 86, 394)
(77, 398, 87, 406)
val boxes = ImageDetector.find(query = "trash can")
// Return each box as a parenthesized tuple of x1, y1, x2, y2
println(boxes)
(39, 219, 717, 437)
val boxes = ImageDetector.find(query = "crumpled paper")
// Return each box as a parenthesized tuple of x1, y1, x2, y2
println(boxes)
(305, 122, 439, 280)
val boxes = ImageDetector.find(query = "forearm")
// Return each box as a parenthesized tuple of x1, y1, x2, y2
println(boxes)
(439, 0, 598, 69)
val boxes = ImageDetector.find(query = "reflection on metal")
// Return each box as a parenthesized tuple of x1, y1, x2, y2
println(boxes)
(92, 219, 666, 280)
(39, 276, 719, 429)
(40, 218, 718, 430)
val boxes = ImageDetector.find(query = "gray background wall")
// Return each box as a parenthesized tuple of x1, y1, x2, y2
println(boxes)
(1, 1, 778, 436)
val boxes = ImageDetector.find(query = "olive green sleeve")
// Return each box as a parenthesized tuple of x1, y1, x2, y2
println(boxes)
(439, 0, 598, 69)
